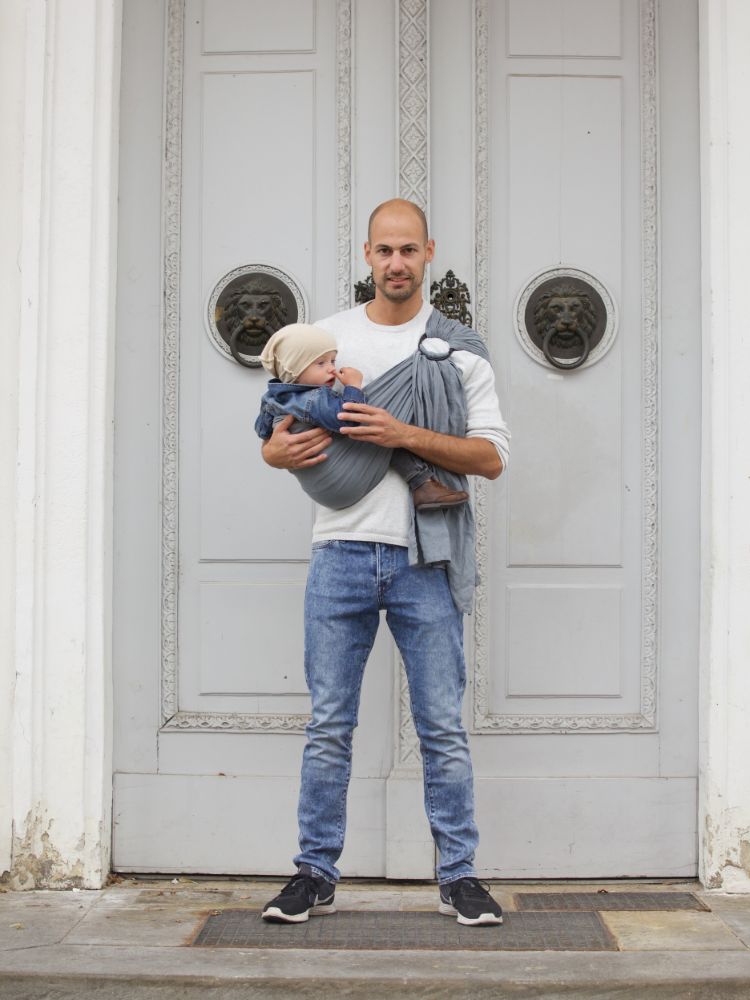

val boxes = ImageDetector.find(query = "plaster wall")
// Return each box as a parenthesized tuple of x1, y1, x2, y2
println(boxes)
(0, 0, 26, 877)
(699, 0, 750, 892)
(0, 0, 122, 889)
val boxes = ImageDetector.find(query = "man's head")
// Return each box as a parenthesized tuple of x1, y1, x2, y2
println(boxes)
(367, 199, 428, 243)
(364, 199, 434, 310)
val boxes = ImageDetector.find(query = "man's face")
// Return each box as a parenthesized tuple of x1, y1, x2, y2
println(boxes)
(364, 208, 435, 306)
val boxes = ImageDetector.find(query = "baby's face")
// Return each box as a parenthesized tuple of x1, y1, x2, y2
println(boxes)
(297, 351, 338, 387)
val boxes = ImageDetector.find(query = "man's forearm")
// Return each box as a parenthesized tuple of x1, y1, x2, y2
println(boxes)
(261, 416, 332, 470)
(398, 424, 503, 480)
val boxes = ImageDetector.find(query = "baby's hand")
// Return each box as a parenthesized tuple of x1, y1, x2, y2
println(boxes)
(337, 367, 364, 388)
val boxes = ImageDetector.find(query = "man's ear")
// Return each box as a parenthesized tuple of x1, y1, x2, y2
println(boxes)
(425, 239, 435, 262)
(364, 242, 372, 266)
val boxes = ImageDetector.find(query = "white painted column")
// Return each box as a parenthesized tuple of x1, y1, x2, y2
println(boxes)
(2, 0, 122, 889)
(699, 0, 750, 892)
(0, 0, 27, 880)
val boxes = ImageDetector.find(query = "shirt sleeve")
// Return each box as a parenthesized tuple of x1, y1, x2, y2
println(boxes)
(453, 351, 511, 471)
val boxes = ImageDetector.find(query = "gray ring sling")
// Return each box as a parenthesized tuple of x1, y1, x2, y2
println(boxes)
(290, 309, 491, 613)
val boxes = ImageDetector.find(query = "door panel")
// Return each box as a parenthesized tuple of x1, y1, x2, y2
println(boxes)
(113, 0, 700, 877)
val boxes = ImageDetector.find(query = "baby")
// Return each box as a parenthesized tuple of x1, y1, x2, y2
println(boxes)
(255, 323, 468, 511)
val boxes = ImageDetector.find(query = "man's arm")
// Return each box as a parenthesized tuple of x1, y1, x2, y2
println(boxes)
(261, 415, 332, 469)
(336, 404, 503, 480)
(337, 351, 509, 480)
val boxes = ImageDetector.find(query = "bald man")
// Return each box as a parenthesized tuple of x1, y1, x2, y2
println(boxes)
(261, 200, 510, 927)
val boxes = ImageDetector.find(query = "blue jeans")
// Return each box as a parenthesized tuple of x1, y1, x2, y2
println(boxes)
(293, 540, 479, 884)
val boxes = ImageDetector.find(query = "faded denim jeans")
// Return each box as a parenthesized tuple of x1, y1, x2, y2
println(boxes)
(293, 540, 479, 885)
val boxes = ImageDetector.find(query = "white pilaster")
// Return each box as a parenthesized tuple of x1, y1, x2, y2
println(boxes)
(699, 0, 750, 891)
(4, 0, 122, 889)
(0, 0, 26, 879)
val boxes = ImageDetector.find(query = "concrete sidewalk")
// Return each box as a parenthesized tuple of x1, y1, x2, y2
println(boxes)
(1, 877, 750, 998)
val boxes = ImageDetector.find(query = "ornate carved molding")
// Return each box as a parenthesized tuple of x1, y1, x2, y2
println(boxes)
(159, 1, 354, 734)
(337, 0, 353, 311)
(398, 0, 429, 210)
(160, 0, 184, 723)
(393, 0, 430, 769)
(471, 0, 659, 733)
(395, 654, 422, 767)
(638, 0, 659, 730)
(470, 0, 493, 734)
(162, 711, 311, 734)
(474, 0, 489, 354)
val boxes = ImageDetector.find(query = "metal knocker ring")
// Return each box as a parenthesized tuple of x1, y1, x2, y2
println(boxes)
(229, 322, 263, 368)
(542, 328, 592, 371)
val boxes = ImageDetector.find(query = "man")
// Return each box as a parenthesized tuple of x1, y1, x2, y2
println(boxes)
(261, 199, 510, 927)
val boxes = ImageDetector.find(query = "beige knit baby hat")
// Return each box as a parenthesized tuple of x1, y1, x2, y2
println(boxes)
(259, 324, 338, 383)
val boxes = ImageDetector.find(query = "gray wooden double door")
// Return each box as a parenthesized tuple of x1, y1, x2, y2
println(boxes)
(114, 0, 701, 877)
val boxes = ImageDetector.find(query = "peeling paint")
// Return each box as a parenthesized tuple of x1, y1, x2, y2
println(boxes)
(719, 863, 750, 893)
(702, 812, 750, 891)
(741, 838, 750, 879)
(702, 814, 724, 889)
(3, 809, 85, 890)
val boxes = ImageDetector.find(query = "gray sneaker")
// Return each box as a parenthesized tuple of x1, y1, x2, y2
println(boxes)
(262, 871, 336, 923)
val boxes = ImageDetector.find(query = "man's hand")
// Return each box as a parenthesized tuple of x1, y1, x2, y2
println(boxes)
(338, 402, 502, 479)
(261, 415, 332, 469)
(337, 402, 412, 448)
(336, 367, 364, 388)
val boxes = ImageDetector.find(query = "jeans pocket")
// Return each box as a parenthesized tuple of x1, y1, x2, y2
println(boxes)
(311, 540, 338, 552)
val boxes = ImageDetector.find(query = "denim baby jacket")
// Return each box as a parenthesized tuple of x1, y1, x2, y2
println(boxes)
(255, 382, 366, 440)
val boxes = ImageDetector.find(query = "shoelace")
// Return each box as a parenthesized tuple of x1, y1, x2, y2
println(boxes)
(450, 877, 492, 901)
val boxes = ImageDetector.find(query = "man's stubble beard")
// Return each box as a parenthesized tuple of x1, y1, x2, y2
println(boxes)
(373, 269, 422, 304)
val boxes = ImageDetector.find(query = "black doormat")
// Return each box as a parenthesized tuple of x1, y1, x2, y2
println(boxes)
(192, 909, 616, 951)
(514, 891, 709, 912)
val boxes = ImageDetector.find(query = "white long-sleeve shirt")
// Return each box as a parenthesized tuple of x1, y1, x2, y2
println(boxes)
(313, 301, 510, 547)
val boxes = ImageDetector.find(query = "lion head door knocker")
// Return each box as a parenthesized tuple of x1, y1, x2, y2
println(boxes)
(205, 264, 308, 368)
(514, 267, 618, 372)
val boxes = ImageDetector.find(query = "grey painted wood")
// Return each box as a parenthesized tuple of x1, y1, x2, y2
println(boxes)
(113, 0, 701, 877)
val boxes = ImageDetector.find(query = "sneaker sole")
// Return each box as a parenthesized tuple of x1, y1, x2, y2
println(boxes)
(438, 901, 503, 926)
(261, 901, 336, 924)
